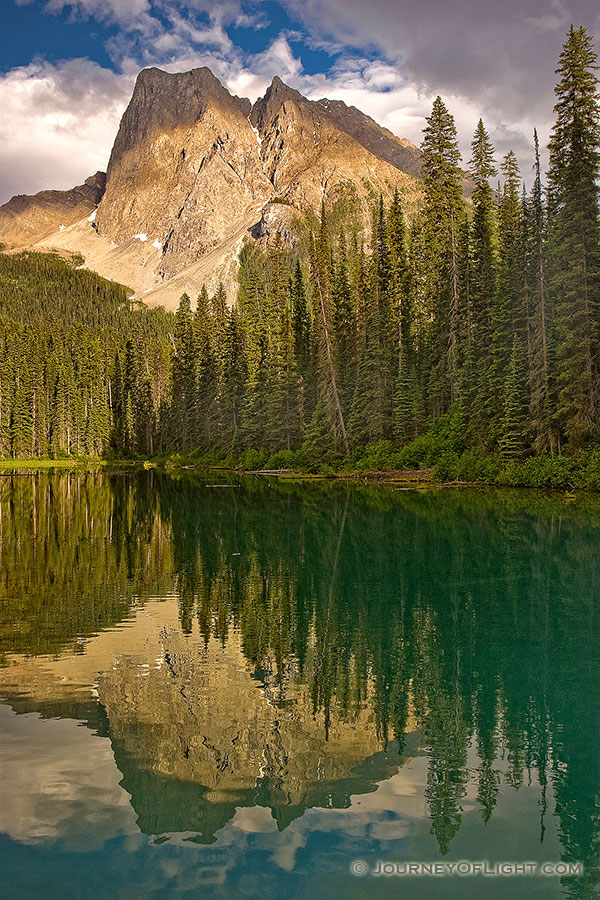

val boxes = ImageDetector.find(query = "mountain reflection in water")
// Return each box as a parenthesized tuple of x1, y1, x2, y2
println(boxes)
(0, 470, 599, 900)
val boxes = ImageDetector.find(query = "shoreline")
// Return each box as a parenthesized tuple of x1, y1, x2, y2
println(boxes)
(0, 456, 586, 496)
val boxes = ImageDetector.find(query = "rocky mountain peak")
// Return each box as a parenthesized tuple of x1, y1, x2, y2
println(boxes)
(2, 64, 425, 308)
(250, 76, 306, 132)
(95, 64, 271, 281)
(108, 66, 252, 164)
(84, 171, 107, 192)
(314, 97, 422, 177)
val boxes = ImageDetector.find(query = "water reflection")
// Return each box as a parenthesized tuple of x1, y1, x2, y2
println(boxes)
(1, 471, 600, 899)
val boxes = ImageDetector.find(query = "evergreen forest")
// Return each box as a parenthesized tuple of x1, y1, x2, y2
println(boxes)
(1, 26, 599, 486)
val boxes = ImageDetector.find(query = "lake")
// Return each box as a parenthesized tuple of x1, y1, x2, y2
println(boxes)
(0, 471, 599, 899)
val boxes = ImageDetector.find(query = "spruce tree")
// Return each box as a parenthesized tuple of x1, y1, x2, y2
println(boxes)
(172, 294, 198, 451)
(499, 335, 529, 458)
(333, 233, 356, 421)
(219, 307, 247, 449)
(290, 260, 313, 431)
(528, 129, 552, 451)
(308, 206, 349, 452)
(195, 285, 219, 448)
(490, 150, 524, 444)
(349, 202, 393, 445)
(468, 119, 498, 440)
(421, 97, 464, 412)
(547, 25, 600, 447)
(387, 188, 410, 376)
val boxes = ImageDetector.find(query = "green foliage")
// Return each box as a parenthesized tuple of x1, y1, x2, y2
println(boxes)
(1, 28, 599, 485)
(547, 25, 600, 447)
(427, 447, 600, 490)
(0, 252, 171, 459)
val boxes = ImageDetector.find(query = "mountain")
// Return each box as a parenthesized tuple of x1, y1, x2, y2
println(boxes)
(314, 97, 422, 176)
(96, 67, 271, 282)
(0, 172, 105, 247)
(248, 75, 420, 210)
(0, 67, 423, 309)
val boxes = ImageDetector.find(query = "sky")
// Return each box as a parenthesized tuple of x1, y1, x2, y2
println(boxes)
(1, 0, 599, 204)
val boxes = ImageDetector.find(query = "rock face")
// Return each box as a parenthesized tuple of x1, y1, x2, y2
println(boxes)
(96, 67, 272, 281)
(314, 98, 422, 178)
(252, 201, 299, 248)
(250, 76, 418, 211)
(4, 67, 425, 308)
(0, 172, 105, 247)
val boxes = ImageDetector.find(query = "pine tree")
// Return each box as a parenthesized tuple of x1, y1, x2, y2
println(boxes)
(122, 338, 140, 452)
(242, 331, 270, 448)
(528, 129, 553, 451)
(309, 206, 349, 452)
(210, 282, 228, 378)
(135, 375, 155, 454)
(172, 293, 197, 451)
(489, 150, 524, 444)
(499, 335, 529, 458)
(269, 286, 300, 450)
(219, 307, 247, 449)
(421, 97, 465, 412)
(349, 204, 393, 445)
(388, 189, 418, 444)
(332, 233, 355, 420)
(10, 359, 34, 458)
(468, 119, 498, 439)
(387, 188, 410, 376)
(195, 285, 219, 448)
(290, 260, 313, 431)
(547, 25, 600, 447)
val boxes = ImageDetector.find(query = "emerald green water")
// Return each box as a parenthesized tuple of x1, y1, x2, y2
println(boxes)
(0, 471, 599, 899)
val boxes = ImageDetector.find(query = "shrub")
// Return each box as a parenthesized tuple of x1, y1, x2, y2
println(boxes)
(239, 448, 269, 470)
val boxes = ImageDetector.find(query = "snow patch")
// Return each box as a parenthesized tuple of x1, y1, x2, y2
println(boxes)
(248, 118, 262, 146)
(152, 239, 162, 249)
(88, 209, 97, 223)
(133, 233, 148, 242)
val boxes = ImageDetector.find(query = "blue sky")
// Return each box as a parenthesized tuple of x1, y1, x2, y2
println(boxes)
(0, 0, 598, 203)
(0, 1, 337, 76)
(2, 1, 118, 72)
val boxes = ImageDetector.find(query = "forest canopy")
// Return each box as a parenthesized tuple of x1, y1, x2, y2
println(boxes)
(0, 26, 599, 487)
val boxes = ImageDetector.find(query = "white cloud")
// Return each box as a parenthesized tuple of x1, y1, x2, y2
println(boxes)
(0, 705, 136, 848)
(5, 0, 592, 202)
(0, 59, 132, 203)
(32, 0, 153, 26)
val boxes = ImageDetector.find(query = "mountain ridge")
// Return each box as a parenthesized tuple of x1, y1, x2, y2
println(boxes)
(0, 172, 106, 247)
(0, 67, 423, 308)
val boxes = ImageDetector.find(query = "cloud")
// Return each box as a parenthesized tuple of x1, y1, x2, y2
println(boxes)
(0, 704, 137, 848)
(3, 0, 599, 202)
(280, 0, 600, 123)
(0, 58, 132, 203)
(22, 0, 153, 26)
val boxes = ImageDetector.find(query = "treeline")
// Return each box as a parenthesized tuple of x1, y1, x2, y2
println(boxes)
(0, 251, 172, 457)
(0, 26, 598, 468)
(163, 25, 600, 463)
